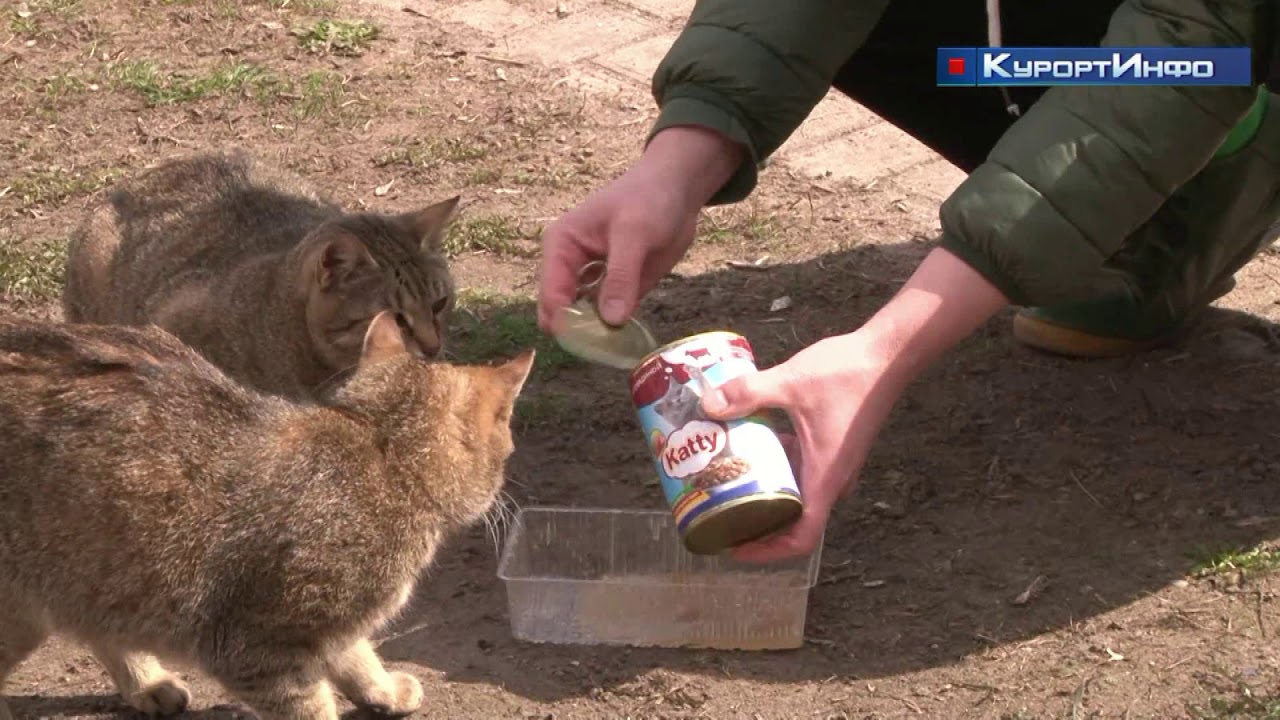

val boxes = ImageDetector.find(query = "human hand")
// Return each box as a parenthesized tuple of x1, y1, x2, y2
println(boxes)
(700, 333, 905, 563)
(698, 248, 1011, 563)
(536, 126, 745, 331)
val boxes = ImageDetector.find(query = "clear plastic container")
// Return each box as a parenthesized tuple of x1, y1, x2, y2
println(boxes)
(496, 506, 822, 650)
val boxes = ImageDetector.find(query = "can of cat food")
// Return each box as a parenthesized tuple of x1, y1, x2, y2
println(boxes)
(630, 331, 802, 555)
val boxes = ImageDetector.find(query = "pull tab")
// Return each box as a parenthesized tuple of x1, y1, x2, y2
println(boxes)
(552, 259, 658, 371)
(574, 260, 607, 303)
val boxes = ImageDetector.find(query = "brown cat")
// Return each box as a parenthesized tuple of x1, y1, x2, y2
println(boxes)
(63, 149, 461, 402)
(0, 312, 533, 719)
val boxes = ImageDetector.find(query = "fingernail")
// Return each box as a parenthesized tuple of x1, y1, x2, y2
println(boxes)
(601, 298, 626, 326)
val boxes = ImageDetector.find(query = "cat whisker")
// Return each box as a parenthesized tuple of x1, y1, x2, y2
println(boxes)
(482, 508, 502, 558)
(481, 491, 520, 558)
(498, 490, 521, 530)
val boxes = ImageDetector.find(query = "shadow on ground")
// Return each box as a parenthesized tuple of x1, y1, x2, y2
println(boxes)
(4, 695, 252, 719)
(377, 237, 1280, 702)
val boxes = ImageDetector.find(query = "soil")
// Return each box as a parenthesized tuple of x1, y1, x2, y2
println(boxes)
(3, 0, 1280, 718)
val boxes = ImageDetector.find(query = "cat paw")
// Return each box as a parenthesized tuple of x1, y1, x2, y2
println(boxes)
(127, 675, 191, 716)
(357, 672, 423, 717)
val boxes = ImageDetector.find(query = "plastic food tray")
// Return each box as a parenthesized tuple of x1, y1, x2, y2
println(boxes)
(496, 507, 822, 650)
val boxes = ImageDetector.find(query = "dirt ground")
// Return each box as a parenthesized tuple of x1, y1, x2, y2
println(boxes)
(3, 1, 1280, 718)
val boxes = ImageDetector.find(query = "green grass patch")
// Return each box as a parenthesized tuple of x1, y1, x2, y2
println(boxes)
(1190, 543, 1280, 578)
(698, 207, 781, 245)
(9, 0, 81, 34)
(510, 167, 578, 189)
(450, 289, 577, 379)
(214, 0, 242, 19)
(375, 136, 489, 170)
(1190, 695, 1280, 720)
(0, 236, 66, 304)
(511, 394, 571, 432)
(5, 166, 125, 210)
(42, 71, 87, 101)
(467, 168, 501, 185)
(1187, 674, 1280, 719)
(32, 0, 81, 11)
(14, 70, 90, 114)
(111, 60, 282, 106)
(267, 0, 337, 14)
(9, 12, 39, 34)
(443, 215, 532, 258)
(293, 70, 347, 119)
(294, 19, 379, 56)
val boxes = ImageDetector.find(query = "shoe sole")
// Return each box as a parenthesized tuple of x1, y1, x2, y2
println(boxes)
(1011, 313, 1170, 358)
(1011, 277, 1238, 359)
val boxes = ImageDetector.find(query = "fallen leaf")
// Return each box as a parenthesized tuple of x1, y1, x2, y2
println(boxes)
(374, 179, 395, 196)
(726, 258, 772, 272)
(1011, 574, 1047, 606)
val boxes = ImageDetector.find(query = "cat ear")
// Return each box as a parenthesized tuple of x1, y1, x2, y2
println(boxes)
(359, 311, 408, 368)
(496, 348, 536, 401)
(402, 195, 461, 253)
(316, 233, 372, 291)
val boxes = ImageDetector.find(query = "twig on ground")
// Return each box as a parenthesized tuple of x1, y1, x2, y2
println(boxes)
(1071, 471, 1103, 508)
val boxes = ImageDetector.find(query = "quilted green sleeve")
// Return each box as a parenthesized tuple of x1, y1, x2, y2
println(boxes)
(648, 0, 891, 205)
(939, 0, 1272, 306)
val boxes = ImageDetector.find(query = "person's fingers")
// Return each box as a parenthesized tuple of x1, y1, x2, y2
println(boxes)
(597, 228, 649, 326)
(536, 225, 592, 333)
(729, 505, 828, 563)
(730, 419, 844, 563)
(701, 364, 795, 420)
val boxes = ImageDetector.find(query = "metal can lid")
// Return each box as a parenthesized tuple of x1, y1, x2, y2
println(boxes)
(551, 261, 658, 371)
(682, 492, 803, 555)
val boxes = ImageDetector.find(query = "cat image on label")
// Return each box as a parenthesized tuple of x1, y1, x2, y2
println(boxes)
(650, 344, 749, 491)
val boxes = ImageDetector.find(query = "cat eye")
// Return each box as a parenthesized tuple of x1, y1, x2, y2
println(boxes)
(432, 296, 449, 314)
(394, 312, 412, 330)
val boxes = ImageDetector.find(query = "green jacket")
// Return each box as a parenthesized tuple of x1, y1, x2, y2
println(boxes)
(648, 0, 1276, 307)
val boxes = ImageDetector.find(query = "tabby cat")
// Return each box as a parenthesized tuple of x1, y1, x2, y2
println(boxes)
(63, 150, 461, 401)
(0, 312, 533, 719)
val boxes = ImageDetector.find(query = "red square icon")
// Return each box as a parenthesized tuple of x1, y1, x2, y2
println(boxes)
(948, 57, 966, 75)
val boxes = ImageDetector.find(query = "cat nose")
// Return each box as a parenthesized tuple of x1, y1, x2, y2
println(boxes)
(417, 340, 442, 358)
